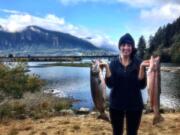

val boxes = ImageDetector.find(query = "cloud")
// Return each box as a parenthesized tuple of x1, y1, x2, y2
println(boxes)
(58, 0, 180, 7)
(0, 9, 115, 48)
(59, 0, 156, 7)
(59, 0, 152, 6)
(58, 0, 180, 26)
(0, 9, 26, 14)
(59, 0, 107, 5)
(117, 0, 180, 8)
(117, 0, 157, 8)
(140, 3, 180, 23)
(86, 34, 116, 48)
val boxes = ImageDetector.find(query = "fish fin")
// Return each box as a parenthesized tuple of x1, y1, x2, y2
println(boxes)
(98, 113, 110, 122)
(153, 114, 164, 125)
(98, 79, 101, 84)
(91, 59, 96, 63)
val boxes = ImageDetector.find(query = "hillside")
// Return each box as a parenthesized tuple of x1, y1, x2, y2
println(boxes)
(0, 25, 111, 56)
(147, 17, 180, 63)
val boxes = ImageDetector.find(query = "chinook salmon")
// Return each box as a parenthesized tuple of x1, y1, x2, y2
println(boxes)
(147, 56, 164, 125)
(90, 60, 110, 122)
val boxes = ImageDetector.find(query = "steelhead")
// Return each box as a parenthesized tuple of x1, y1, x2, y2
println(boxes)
(90, 60, 110, 122)
(147, 56, 164, 125)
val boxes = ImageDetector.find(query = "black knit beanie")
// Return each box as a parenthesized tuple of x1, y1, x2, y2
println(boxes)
(118, 33, 135, 49)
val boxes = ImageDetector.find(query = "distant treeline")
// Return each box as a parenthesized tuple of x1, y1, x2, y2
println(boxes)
(137, 16, 180, 63)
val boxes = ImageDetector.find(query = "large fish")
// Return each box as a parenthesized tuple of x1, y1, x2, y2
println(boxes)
(90, 60, 110, 122)
(147, 56, 164, 125)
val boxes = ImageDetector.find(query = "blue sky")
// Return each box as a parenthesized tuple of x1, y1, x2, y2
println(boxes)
(0, 0, 180, 50)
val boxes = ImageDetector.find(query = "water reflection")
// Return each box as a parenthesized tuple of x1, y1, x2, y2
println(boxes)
(161, 71, 180, 108)
(29, 63, 94, 109)
(28, 62, 180, 109)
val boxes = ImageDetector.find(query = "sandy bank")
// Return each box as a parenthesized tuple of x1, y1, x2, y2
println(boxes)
(161, 67, 180, 73)
(0, 113, 179, 135)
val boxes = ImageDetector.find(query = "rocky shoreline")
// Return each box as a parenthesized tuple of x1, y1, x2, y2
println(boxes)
(161, 66, 180, 73)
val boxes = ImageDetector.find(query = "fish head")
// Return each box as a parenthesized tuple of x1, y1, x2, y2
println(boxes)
(148, 56, 155, 71)
(154, 56, 160, 70)
(91, 60, 100, 75)
(148, 56, 160, 71)
(154, 56, 160, 64)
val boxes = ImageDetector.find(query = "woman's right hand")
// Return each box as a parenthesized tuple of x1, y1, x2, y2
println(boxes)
(99, 61, 111, 77)
(99, 61, 109, 69)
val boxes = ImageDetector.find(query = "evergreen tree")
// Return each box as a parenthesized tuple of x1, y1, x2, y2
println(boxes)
(145, 16, 180, 63)
(137, 35, 146, 59)
(171, 34, 180, 63)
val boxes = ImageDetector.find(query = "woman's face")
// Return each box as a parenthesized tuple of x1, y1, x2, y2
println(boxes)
(119, 43, 133, 57)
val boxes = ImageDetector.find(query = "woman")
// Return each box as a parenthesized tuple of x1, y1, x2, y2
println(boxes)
(100, 33, 149, 135)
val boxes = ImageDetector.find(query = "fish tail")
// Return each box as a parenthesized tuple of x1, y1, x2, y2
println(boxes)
(98, 112, 110, 122)
(153, 114, 164, 125)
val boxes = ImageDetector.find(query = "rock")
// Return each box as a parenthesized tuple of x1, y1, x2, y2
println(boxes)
(60, 109, 75, 116)
(89, 111, 98, 116)
(175, 108, 180, 112)
(161, 108, 176, 113)
(168, 109, 176, 113)
(39, 120, 46, 123)
(77, 115, 86, 118)
(40, 132, 47, 135)
(76, 107, 90, 114)
(16, 114, 28, 120)
(143, 108, 153, 114)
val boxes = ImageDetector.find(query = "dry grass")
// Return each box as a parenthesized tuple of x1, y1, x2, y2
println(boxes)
(0, 91, 73, 120)
(0, 113, 179, 135)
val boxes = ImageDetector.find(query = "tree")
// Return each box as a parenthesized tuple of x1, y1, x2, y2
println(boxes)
(137, 35, 146, 59)
(171, 34, 180, 63)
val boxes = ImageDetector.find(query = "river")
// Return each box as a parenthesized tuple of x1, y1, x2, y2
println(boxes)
(28, 62, 180, 110)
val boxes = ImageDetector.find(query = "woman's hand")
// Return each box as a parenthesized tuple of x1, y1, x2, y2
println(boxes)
(99, 61, 111, 78)
(140, 60, 149, 68)
(99, 61, 109, 69)
(138, 60, 149, 80)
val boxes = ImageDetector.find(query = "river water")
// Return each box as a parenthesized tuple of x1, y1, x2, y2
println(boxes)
(28, 62, 180, 110)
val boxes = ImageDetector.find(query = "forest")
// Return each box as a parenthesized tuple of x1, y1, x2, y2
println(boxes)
(137, 16, 180, 63)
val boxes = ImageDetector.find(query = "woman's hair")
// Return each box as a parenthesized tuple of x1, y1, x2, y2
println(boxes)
(118, 33, 136, 59)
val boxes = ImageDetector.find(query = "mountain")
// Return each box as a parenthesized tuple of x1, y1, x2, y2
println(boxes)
(0, 25, 112, 56)
(0, 25, 3, 31)
(84, 36, 118, 52)
(147, 16, 180, 63)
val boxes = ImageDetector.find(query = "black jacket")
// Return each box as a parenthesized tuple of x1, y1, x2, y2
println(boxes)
(105, 56, 146, 110)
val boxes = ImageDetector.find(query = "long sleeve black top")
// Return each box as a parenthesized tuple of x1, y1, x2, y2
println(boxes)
(105, 56, 146, 110)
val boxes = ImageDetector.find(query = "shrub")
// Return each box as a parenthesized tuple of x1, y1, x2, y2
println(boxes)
(11, 101, 26, 115)
(0, 103, 12, 120)
(54, 98, 72, 112)
(0, 62, 44, 98)
(0, 92, 74, 120)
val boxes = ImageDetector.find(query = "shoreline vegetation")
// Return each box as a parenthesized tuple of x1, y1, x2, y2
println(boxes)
(29, 62, 180, 73)
(0, 62, 75, 121)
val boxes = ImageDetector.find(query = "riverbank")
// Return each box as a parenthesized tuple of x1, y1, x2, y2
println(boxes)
(0, 112, 179, 135)
(29, 61, 180, 73)
(161, 66, 180, 73)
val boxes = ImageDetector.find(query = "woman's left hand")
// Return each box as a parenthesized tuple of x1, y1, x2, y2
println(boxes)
(138, 60, 149, 80)
(140, 60, 149, 68)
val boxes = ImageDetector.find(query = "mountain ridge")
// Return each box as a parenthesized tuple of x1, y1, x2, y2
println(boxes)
(0, 25, 114, 56)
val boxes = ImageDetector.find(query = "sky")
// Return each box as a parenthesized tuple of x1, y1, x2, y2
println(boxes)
(0, 0, 180, 50)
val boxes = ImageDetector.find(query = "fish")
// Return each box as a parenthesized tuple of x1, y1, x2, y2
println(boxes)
(147, 56, 164, 125)
(90, 60, 110, 122)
